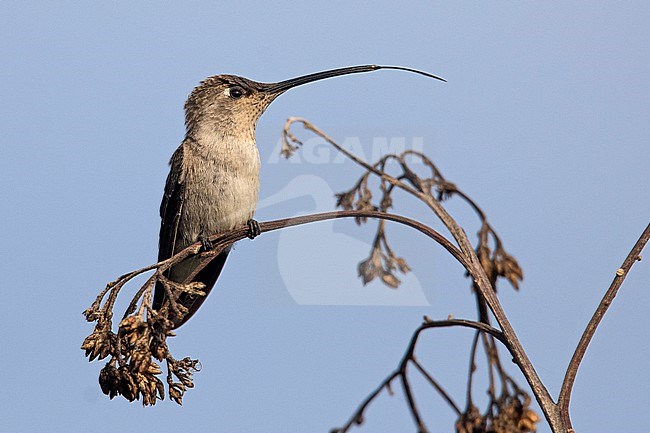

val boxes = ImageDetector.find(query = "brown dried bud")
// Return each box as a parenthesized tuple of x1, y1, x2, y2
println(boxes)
(82, 328, 115, 362)
(99, 363, 121, 399)
(455, 405, 485, 433)
(380, 193, 393, 211)
(118, 366, 138, 402)
(380, 273, 400, 288)
(358, 248, 383, 285)
(152, 343, 166, 361)
(495, 251, 523, 291)
(355, 189, 374, 213)
(169, 385, 183, 405)
(517, 408, 540, 432)
(80, 334, 98, 351)
(335, 189, 356, 211)
(146, 361, 162, 375)
(83, 306, 101, 322)
(119, 315, 145, 334)
(394, 256, 411, 273)
(436, 181, 457, 201)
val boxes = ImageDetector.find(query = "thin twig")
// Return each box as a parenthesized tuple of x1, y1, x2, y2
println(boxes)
(465, 331, 481, 410)
(401, 371, 428, 433)
(332, 318, 506, 432)
(412, 358, 461, 415)
(557, 222, 650, 429)
(331, 372, 400, 433)
(480, 332, 499, 400)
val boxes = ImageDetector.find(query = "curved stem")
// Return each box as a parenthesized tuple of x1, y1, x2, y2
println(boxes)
(557, 222, 650, 429)
(102, 210, 464, 329)
(202, 209, 466, 268)
(284, 117, 561, 430)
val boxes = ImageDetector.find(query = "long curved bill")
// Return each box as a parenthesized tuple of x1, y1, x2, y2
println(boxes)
(260, 64, 446, 94)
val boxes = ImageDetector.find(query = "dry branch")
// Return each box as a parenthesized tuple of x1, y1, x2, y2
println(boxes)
(82, 210, 465, 406)
(82, 117, 649, 433)
(557, 223, 650, 430)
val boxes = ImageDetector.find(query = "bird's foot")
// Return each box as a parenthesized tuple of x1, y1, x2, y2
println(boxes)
(198, 235, 214, 252)
(246, 219, 261, 239)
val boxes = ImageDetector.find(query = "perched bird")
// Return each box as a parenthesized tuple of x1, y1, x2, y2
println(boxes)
(152, 65, 445, 328)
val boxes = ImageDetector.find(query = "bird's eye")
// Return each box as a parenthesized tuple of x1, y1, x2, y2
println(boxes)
(228, 86, 244, 99)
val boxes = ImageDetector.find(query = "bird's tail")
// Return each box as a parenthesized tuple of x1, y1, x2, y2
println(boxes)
(152, 250, 230, 328)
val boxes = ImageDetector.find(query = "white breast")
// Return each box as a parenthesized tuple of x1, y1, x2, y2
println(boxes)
(179, 136, 261, 248)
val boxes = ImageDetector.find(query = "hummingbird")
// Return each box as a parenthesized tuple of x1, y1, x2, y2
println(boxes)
(152, 65, 445, 328)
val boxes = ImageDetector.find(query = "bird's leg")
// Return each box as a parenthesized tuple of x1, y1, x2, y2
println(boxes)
(198, 235, 214, 252)
(246, 219, 261, 239)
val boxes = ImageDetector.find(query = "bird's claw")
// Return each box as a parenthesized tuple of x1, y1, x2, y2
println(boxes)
(246, 219, 261, 239)
(198, 235, 213, 252)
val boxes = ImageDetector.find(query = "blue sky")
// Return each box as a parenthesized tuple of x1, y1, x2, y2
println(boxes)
(1, 2, 648, 432)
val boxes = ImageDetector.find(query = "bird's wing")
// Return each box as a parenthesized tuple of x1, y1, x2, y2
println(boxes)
(152, 144, 185, 311)
(158, 144, 185, 262)
(152, 142, 231, 328)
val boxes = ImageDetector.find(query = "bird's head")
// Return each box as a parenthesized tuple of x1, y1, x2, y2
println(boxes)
(184, 65, 445, 141)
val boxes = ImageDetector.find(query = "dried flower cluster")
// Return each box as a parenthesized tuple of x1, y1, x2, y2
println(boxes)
(330, 145, 523, 293)
(82, 259, 206, 405)
(456, 394, 540, 433)
(476, 222, 524, 291)
(335, 177, 410, 287)
(282, 118, 536, 433)
(357, 238, 410, 288)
